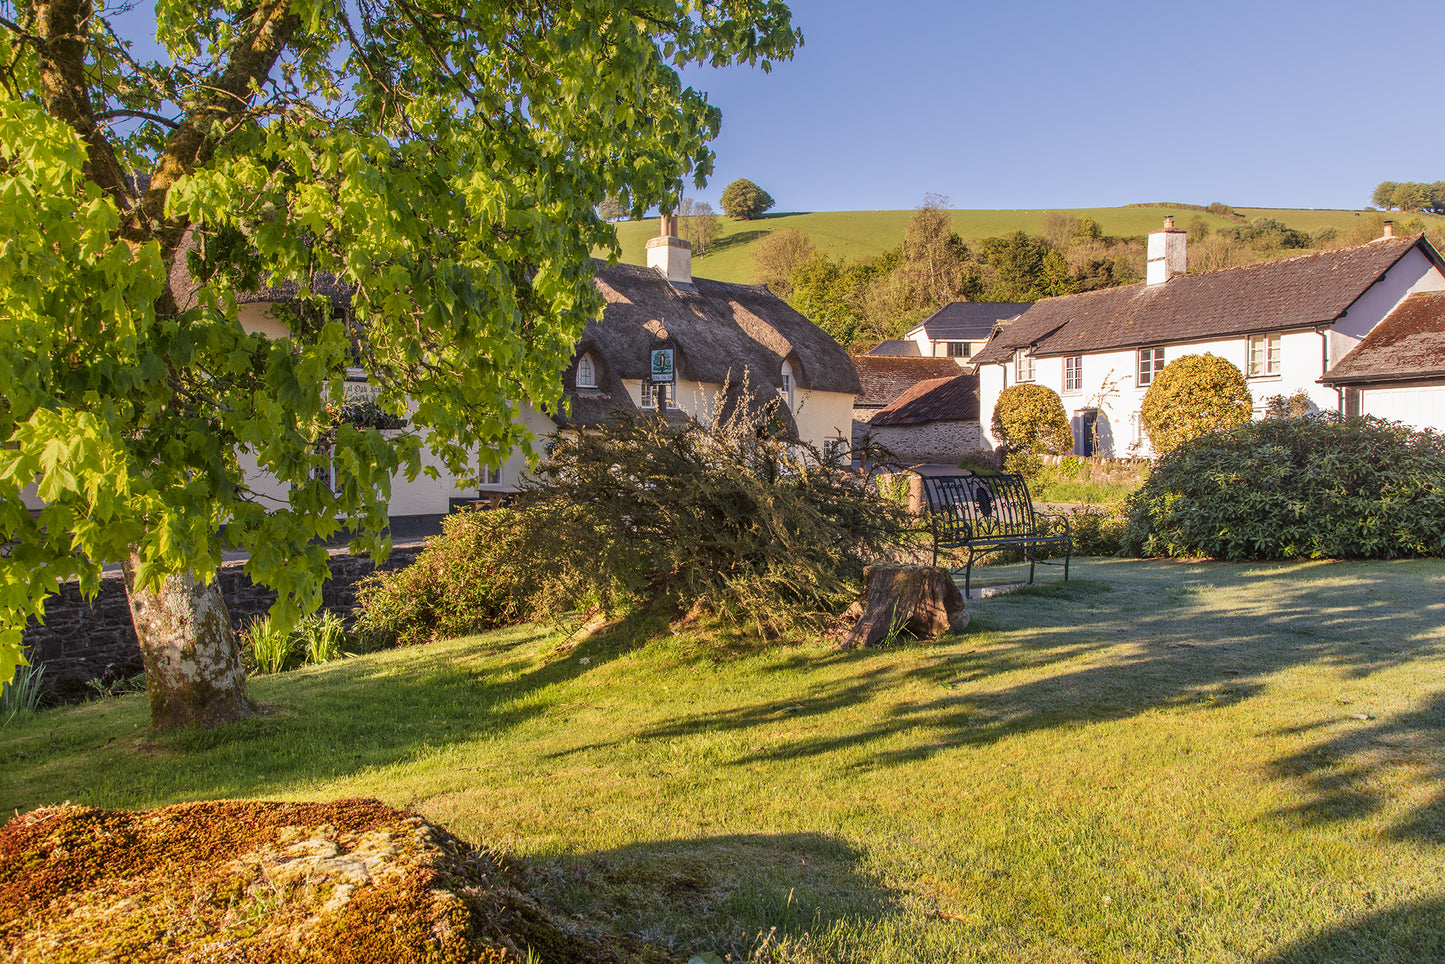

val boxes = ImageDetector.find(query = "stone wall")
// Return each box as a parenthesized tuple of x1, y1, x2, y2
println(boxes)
(861, 420, 984, 466)
(23, 545, 424, 704)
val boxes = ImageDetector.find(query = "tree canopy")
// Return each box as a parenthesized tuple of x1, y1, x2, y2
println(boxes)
(720, 177, 775, 219)
(0, 0, 800, 698)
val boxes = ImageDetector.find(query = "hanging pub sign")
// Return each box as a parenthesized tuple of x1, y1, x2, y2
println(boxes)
(650, 348, 675, 382)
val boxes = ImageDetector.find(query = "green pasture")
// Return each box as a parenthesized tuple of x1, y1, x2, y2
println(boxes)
(5, 558, 1444, 962)
(603, 206, 1445, 286)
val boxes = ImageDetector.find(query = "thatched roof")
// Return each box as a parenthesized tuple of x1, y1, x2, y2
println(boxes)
(557, 260, 860, 429)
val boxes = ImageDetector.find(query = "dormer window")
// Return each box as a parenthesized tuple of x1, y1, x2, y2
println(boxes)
(780, 360, 795, 409)
(577, 353, 598, 389)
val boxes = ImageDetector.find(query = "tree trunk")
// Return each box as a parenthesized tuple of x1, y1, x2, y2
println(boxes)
(122, 556, 255, 729)
(840, 565, 969, 649)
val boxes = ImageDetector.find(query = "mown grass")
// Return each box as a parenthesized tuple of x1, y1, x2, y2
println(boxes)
(602, 207, 1445, 286)
(4, 559, 1444, 963)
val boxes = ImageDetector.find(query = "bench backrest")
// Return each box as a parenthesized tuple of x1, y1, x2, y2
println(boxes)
(922, 473, 1041, 543)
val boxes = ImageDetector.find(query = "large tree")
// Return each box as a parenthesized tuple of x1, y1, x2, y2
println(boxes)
(0, 0, 799, 726)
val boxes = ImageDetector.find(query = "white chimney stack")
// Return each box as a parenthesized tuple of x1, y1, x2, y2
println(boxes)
(1383, 220, 1395, 239)
(646, 214, 692, 285)
(1147, 216, 1187, 285)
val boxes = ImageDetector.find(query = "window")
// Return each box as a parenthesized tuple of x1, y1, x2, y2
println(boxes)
(823, 438, 847, 462)
(1014, 350, 1035, 382)
(1248, 333, 1281, 377)
(1137, 347, 1165, 386)
(641, 380, 673, 410)
(1063, 355, 1083, 393)
(780, 360, 795, 409)
(480, 465, 502, 486)
(577, 354, 597, 388)
(946, 341, 969, 358)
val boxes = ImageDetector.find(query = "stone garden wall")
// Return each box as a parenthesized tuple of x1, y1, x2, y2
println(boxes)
(23, 545, 424, 704)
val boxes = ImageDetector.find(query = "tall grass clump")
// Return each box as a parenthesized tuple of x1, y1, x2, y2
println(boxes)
(243, 612, 352, 674)
(2, 660, 45, 724)
(245, 615, 299, 674)
(1124, 415, 1445, 559)
(356, 406, 914, 645)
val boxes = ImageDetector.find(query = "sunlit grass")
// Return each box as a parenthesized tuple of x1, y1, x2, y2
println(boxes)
(4, 559, 1444, 962)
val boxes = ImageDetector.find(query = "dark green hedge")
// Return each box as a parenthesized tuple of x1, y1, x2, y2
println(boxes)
(1123, 416, 1445, 560)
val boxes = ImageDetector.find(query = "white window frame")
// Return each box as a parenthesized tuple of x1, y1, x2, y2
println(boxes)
(823, 437, 846, 462)
(577, 354, 597, 389)
(1063, 355, 1083, 393)
(780, 360, 795, 409)
(1137, 347, 1165, 386)
(1014, 350, 1035, 382)
(480, 464, 502, 487)
(1248, 333, 1281, 377)
(642, 380, 677, 410)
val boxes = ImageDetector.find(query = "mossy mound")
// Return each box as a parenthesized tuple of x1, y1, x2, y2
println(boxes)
(0, 798, 656, 963)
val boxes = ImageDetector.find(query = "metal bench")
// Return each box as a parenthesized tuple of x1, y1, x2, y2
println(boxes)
(921, 473, 1072, 598)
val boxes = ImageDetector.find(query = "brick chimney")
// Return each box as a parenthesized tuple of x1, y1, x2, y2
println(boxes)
(646, 214, 692, 285)
(1147, 216, 1187, 285)
(1383, 220, 1395, 239)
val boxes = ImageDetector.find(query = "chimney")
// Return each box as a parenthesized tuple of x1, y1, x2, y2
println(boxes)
(1147, 216, 1187, 285)
(646, 213, 692, 285)
(1383, 220, 1395, 239)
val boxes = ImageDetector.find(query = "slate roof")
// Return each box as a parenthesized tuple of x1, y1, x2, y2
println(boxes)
(851, 355, 969, 408)
(1321, 291, 1445, 385)
(973, 236, 1443, 364)
(870, 374, 980, 427)
(913, 302, 1032, 340)
(558, 260, 861, 431)
(865, 339, 923, 356)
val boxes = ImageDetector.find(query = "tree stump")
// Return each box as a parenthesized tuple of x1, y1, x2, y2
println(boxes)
(840, 565, 969, 649)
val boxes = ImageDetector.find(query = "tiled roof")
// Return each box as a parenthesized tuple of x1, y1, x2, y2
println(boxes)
(1321, 291, 1445, 385)
(851, 355, 968, 408)
(914, 302, 1032, 340)
(973, 236, 1439, 363)
(870, 374, 979, 427)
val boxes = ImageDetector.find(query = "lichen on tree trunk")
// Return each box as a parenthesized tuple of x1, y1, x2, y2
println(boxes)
(122, 556, 255, 729)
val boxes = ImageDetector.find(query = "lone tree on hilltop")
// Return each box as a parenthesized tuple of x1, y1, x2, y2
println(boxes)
(0, 0, 798, 726)
(721, 178, 776, 220)
(1141, 354, 1253, 457)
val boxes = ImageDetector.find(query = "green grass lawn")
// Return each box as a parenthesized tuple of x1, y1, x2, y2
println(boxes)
(602, 207, 1445, 286)
(5, 558, 1445, 962)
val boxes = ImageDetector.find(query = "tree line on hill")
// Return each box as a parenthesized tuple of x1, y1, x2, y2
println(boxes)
(750, 196, 1147, 350)
(752, 199, 1439, 352)
(1371, 181, 1445, 214)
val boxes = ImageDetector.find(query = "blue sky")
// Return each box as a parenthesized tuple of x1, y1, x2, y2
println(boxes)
(681, 0, 1445, 212)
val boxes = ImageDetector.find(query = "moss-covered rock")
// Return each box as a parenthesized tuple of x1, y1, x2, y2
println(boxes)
(0, 799, 657, 963)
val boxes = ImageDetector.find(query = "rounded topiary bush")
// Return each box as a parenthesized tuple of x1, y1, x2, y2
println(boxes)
(991, 384, 1074, 463)
(1140, 353, 1252, 457)
(1123, 415, 1445, 560)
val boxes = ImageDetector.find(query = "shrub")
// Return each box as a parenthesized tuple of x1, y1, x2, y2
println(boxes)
(296, 611, 349, 665)
(991, 384, 1074, 479)
(1123, 415, 1445, 560)
(244, 615, 302, 674)
(1066, 507, 1128, 557)
(1140, 354, 1252, 457)
(353, 508, 538, 649)
(2, 660, 46, 723)
(520, 411, 913, 635)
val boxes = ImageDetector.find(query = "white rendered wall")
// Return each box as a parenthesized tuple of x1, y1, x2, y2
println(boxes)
(1359, 384, 1445, 432)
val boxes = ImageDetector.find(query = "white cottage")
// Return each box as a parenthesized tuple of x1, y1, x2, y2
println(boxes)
(204, 219, 859, 520)
(973, 220, 1445, 457)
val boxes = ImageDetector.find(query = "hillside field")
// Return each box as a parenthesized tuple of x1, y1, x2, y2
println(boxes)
(601, 205, 1445, 286)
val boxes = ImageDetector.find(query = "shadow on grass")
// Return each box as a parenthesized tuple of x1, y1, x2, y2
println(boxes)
(703, 229, 767, 254)
(1261, 894, 1445, 963)
(0, 606, 675, 812)
(520, 831, 893, 962)
(618, 562, 1445, 842)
